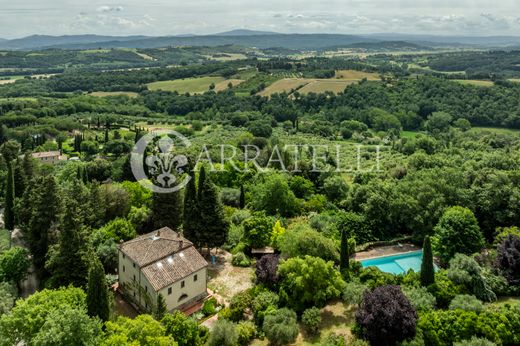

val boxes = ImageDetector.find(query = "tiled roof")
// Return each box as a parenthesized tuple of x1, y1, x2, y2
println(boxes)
(31, 151, 61, 158)
(120, 227, 208, 291)
(141, 246, 208, 291)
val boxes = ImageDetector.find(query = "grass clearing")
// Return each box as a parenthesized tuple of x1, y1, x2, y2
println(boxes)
(508, 79, 520, 83)
(299, 80, 355, 95)
(204, 53, 247, 61)
(0, 229, 10, 252)
(214, 79, 244, 92)
(147, 76, 225, 94)
(454, 79, 494, 87)
(90, 91, 139, 98)
(257, 78, 311, 96)
(335, 70, 380, 81)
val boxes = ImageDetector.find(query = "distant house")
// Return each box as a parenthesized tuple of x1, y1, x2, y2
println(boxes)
(118, 227, 208, 312)
(31, 151, 67, 164)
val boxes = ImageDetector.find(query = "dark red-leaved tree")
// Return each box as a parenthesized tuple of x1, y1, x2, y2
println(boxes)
(255, 254, 280, 287)
(496, 234, 520, 285)
(356, 285, 418, 346)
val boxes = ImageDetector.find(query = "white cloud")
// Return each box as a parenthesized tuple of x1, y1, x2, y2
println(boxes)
(96, 5, 124, 13)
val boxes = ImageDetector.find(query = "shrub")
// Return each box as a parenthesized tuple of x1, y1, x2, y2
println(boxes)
(449, 294, 484, 313)
(342, 281, 368, 305)
(255, 254, 280, 287)
(263, 308, 299, 346)
(447, 254, 496, 302)
(302, 307, 322, 335)
(236, 321, 257, 346)
(252, 291, 279, 324)
(356, 285, 418, 346)
(495, 234, 520, 285)
(427, 271, 465, 308)
(232, 252, 251, 267)
(202, 298, 217, 316)
(208, 319, 238, 346)
(278, 226, 339, 262)
(453, 337, 496, 346)
(322, 333, 347, 346)
(278, 256, 345, 313)
(402, 286, 436, 311)
(358, 266, 397, 288)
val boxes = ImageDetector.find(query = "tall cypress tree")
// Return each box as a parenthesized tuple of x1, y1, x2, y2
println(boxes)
(239, 184, 245, 209)
(183, 171, 198, 243)
(19, 175, 61, 278)
(46, 179, 92, 288)
(154, 294, 167, 320)
(4, 163, 15, 231)
(198, 174, 228, 249)
(87, 258, 110, 322)
(340, 229, 350, 275)
(152, 190, 183, 230)
(197, 166, 206, 200)
(420, 235, 435, 287)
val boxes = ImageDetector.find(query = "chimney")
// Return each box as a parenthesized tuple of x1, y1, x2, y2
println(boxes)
(179, 240, 183, 249)
(156, 229, 161, 237)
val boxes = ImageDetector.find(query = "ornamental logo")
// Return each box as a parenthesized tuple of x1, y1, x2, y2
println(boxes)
(131, 129, 191, 193)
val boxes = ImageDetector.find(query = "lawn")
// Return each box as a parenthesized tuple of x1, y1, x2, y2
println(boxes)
(214, 79, 244, 92)
(454, 79, 494, 87)
(146, 76, 225, 94)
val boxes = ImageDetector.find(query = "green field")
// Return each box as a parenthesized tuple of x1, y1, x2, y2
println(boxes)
(90, 91, 139, 98)
(454, 79, 494, 87)
(147, 76, 225, 94)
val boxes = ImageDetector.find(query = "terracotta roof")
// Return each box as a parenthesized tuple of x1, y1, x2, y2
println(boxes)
(142, 246, 208, 291)
(31, 151, 61, 158)
(120, 227, 208, 291)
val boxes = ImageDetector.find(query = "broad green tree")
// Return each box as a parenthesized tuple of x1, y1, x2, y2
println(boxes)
(433, 206, 485, 263)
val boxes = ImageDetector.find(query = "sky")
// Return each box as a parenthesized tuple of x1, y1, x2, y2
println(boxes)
(1, 0, 520, 39)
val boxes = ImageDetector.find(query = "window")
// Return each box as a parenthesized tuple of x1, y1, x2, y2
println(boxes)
(133, 263, 136, 268)
(194, 274, 198, 282)
(178, 294, 188, 302)
(181, 280, 185, 288)
(145, 286, 148, 292)
(122, 265, 125, 272)
(133, 274, 136, 281)
(123, 254, 125, 259)
(168, 287, 172, 295)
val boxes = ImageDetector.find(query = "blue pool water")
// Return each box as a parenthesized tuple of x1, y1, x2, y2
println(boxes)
(360, 250, 428, 275)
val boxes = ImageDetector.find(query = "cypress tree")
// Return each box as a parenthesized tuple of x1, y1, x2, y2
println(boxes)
(151, 190, 183, 230)
(239, 184, 245, 209)
(183, 171, 198, 243)
(198, 175, 228, 249)
(46, 179, 92, 288)
(154, 294, 167, 320)
(197, 165, 206, 200)
(13, 158, 26, 198)
(420, 235, 435, 287)
(340, 229, 350, 275)
(87, 258, 110, 321)
(4, 163, 15, 231)
(19, 175, 61, 278)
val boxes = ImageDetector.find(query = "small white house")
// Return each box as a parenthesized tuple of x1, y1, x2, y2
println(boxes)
(118, 227, 208, 312)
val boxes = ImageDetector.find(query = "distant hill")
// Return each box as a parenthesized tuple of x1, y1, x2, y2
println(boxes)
(0, 33, 377, 50)
(2, 31, 520, 51)
(215, 29, 279, 36)
(0, 34, 149, 50)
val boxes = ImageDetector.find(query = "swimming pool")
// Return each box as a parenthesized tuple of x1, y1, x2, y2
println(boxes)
(360, 250, 427, 275)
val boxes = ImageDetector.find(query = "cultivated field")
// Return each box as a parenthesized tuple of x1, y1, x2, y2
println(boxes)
(454, 79, 494, 87)
(214, 79, 244, 91)
(299, 80, 356, 94)
(147, 76, 225, 93)
(90, 91, 139, 98)
(257, 78, 310, 96)
(204, 53, 247, 61)
(334, 69, 380, 80)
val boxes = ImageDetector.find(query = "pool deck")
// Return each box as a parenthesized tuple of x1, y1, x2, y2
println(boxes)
(354, 244, 420, 261)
